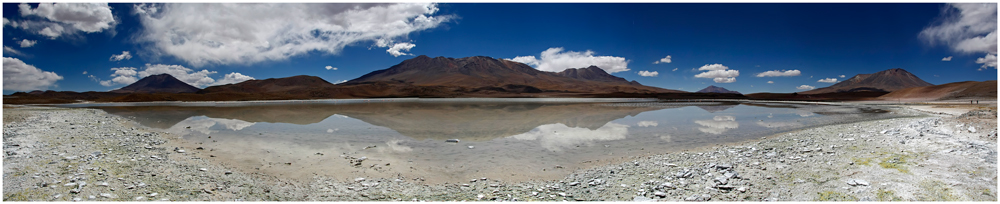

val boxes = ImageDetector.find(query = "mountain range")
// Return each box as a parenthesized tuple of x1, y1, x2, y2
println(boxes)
(4, 55, 994, 104)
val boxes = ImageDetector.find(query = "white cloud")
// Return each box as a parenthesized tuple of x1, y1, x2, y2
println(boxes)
(919, 3, 997, 54)
(839, 75, 846, 78)
(507, 47, 630, 73)
(109, 51, 132, 61)
(210, 72, 255, 86)
(976, 53, 997, 70)
(133, 3, 451, 67)
(697, 63, 729, 71)
(378, 41, 416, 57)
(942, 56, 953, 61)
(671, 68, 678, 71)
(693, 64, 739, 83)
(796, 85, 816, 90)
(3, 46, 26, 56)
(767, 81, 774, 84)
(653, 55, 671, 64)
(19, 39, 36, 47)
(334, 80, 348, 84)
(637, 70, 658, 77)
(2, 17, 8, 26)
(3, 57, 63, 91)
(755, 69, 801, 77)
(97, 63, 253, 88)
(14, 3, 116, 39)
(637, 121, 658, 127)
(817, 78, 838, 83)
(82, 71, 87, 74)
(325, 66, 338, 70)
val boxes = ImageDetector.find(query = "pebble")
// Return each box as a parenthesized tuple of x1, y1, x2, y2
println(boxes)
(468, 146, 474, 149)
(446, 139, 460, 143)
(149, 193, 158, 197)
(135, 196, 145, 200)
(653, 191, 667, 197)
(568, 182, 580, 186)
(64, 183, 77, 187)
(355, 177, 366, 182)
(633, 196, 654, 202)
(88, 195, 96, 200)
(100, 193, 115, 198)
(738, 186, 747, 192)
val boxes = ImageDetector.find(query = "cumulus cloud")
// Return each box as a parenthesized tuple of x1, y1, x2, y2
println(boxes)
(767, 81, 774, 84)
(817, 78, 838, 83)
(637, 121, 658, 127)
(653, 55, 671, 64)
(755, 69, 801, 77)
(210, 72, 255, 86)
(796, 85, 816, 90)
(325, 66, 338, 70)
(839, 75, 846, 78)
(942, 56, 953, 61)
(13, 3, 116, 39)
(693, 64, 739, 83)
(671, 68, 678, 71)
(3, 57, 63, 91)
(133, 3, 451, 66)
(82, 71, 87, 74)
(109, 51, 132, 61)
(637, 70, 658, 77)
(919, 3, 996, 54)
(377, 40, 416, 57)
(97, 63, 253, 87)
(507, 47, 630, 73)
(19, 39, 36, 47)
(977, 53, 997, 70)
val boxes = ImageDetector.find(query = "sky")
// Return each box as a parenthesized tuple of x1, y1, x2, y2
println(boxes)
(2, 3, 997, 95)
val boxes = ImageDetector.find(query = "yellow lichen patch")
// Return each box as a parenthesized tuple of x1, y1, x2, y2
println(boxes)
(816, 191, 856, 201)
(878, 153, 914, 173)
(876, 189, 903, 201)
(919, 180, 959, 201)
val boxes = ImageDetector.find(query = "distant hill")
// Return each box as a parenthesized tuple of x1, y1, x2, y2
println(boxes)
(344, 55, 682, 94)
(878, 80, 997, 101)
(110, 74, 200, 94)
(200, 75, 334, 94)
(696, 85, 741, 94)
(800, 68, 933, 94)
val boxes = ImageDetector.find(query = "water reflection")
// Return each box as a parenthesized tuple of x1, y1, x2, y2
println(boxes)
(694, 115, 739, 134)
(510, 122, 629, 152)
(88, 101, 898, 184)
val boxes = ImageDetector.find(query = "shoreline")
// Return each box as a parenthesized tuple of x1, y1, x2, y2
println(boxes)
(3, 103, 996, 201)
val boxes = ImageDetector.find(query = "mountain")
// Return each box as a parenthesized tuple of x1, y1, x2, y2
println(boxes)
(800, 68, 933, 94)
(878, 80, 997, 101)
(200, 75, 334, 93)
(110, 74, 200, 94)
(344, 55, 682, 94)
(696, 85, 741, 94)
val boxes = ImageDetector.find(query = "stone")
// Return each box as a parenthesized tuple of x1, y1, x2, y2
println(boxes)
(468, 146, 474, 149)
(355, 177, 366, 182)
(149, 193, 158, 197)
(135, 197, 145, 200)
(568, 182, 580, 186)
(198, 168, 207, 171)
(969, 127, 977, 133)
(854, 179, 870, 186)
(64, 183, 78, 187)
(558, 192, 567, 197)
(633, 196, 655, 202)
(224, 171, 232, 175)
(100, 193, 115, 198)
(176, 150, 185, 153)
(88, 195, 96, 200)
(737, 186, 747, 192)
(653, 191, 667, 197)
(446, 139, 460, 143)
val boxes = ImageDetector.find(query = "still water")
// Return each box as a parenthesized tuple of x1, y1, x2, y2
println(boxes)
(89, 100, 898, 183)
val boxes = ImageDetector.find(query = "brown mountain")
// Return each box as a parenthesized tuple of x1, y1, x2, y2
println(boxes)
(878, 80, 997, 101)
(800, 68, 933, 94)
(344, 55, 682, 94)
(200, 75, 334, 93)
(696, 85, 741, 94)
(110, 74, 200, 94)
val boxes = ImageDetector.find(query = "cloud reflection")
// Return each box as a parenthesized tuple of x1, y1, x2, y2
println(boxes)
(511, 122, 629, 152)
(637, 121, 659, 127)
(694, 115, 738, 134)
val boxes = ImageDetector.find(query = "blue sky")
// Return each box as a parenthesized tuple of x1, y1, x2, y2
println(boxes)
(3, 3, 997, 95)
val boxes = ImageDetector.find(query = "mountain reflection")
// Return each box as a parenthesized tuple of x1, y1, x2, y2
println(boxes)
(95, 102, 677, 141)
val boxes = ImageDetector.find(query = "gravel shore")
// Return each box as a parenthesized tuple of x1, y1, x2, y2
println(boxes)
(3, 104, 996, 201)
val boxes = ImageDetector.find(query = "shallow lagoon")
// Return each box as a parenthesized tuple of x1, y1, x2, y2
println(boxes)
(85, 99, 900, 184)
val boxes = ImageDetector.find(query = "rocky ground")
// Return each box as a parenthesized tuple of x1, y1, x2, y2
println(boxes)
(3, 104, 996, 201)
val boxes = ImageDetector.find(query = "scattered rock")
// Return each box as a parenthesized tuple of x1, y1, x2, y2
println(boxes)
(446, 139, 460, 143)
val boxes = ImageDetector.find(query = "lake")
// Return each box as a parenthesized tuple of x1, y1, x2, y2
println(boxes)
(82, 99, 901, 184)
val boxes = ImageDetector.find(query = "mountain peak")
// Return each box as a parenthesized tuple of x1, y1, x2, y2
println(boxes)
(696, 85, 740, 94)
(111, 74, 200, 94)
(802, 68, 932, 94)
